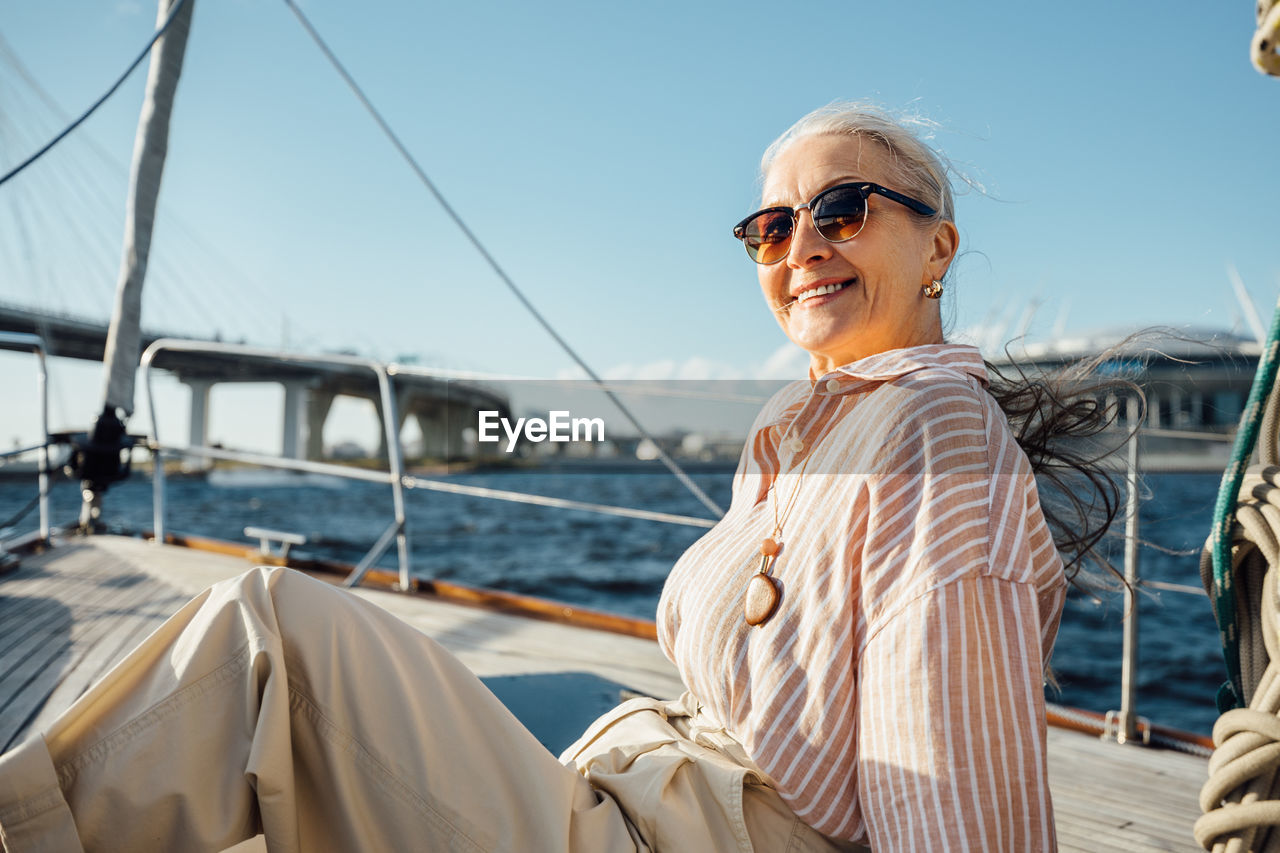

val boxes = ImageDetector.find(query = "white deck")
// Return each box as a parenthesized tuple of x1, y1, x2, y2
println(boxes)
(0, 535, 1208, 851)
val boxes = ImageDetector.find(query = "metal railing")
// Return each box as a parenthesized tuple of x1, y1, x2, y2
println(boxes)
(138, 339, 718, 591)
(141, 339, 412, 589)
(0, 332, 51, 542)
(1102, 419, 1230, 745)
(1109, 397, 1147, 744)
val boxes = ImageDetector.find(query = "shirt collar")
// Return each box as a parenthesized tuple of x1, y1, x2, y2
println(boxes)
(812, 344, 990, 390)
(761, 344, 990, 433)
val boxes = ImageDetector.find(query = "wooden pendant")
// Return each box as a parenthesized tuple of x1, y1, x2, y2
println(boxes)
(744, 552, 781, 627)
(744, 572, 780, 626)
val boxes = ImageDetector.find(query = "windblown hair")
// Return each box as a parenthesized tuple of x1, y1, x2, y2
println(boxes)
(764, 102, 1134, 585)
(985, 353, 1139, 586)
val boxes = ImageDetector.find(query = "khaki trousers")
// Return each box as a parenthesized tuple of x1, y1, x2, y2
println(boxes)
(0, 567, 864, 852)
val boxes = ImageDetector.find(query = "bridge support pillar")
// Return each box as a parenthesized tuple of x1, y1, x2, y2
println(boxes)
(394, 387, 413, 456)
(373, 394, 389, 462)
(281, 381, 310, 460)
(184, 378, 214, 471)
(410, 402, 473, 461)
(305, 390, 336, 460)
(412, 407, 443, 461)
(447, 401, 476, 460)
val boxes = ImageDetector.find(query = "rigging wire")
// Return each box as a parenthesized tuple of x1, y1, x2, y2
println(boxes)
(281, 0, 725, 519)
(0, 0, 193, 189)
(0, 31, 322, 349)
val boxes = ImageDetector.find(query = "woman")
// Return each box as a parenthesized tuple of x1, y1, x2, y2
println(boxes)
(0, 104, 1097, 852)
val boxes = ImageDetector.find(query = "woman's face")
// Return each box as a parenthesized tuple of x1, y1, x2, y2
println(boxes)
(757, 134, 958, 377)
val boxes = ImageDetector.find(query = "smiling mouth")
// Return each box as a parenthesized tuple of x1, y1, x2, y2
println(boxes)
(795, 279, 855, 304)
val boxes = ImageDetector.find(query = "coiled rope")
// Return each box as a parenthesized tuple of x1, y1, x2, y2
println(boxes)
(1196, 297, 1280, 851)
(1193, 9, 1280, 841)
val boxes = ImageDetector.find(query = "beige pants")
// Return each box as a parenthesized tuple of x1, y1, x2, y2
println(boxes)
(0, 568, 864, 852)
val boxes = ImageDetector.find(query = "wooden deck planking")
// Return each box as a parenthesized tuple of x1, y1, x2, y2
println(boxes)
(79, 535, 688, 701)
(1, 535, 1211, 850)
(0, 542, 191, 749)
(23, 577, 184, 737)
(1049, 726, 1206, 852)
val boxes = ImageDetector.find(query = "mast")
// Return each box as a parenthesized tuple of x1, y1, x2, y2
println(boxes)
(79, 0, 195, 530)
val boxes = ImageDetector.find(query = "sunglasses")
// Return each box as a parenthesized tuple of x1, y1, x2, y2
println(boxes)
(732, 182, 937, 265)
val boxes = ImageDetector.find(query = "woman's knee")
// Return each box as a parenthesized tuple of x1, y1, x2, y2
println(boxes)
(219, 567, 423, 667)
(212, 566, 341, 627)
(179, 567, 350, 668)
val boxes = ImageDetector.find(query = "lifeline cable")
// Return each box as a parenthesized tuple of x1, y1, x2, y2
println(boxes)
(0, 490, 43, 531)
(0, 0, 193, 189)
(282, 0, 724, 519)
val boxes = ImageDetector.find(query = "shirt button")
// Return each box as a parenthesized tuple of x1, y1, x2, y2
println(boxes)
(785, 437, 804, 454)
(825, 379, 841, 393)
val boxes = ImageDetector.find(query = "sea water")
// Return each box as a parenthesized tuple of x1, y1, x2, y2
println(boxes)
(0, 468, 1223, 734)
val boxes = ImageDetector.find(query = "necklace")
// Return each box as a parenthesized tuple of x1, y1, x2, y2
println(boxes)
(744, 432, 813, 627)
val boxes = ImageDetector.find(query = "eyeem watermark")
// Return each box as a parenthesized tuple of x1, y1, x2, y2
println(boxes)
(477, 410, 606, 452)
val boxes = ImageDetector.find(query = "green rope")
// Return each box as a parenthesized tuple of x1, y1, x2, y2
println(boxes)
(1211, 296, 1280, 710)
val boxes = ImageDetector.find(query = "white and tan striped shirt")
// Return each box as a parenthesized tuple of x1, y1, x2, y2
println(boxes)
(657, 344, 1064, 850)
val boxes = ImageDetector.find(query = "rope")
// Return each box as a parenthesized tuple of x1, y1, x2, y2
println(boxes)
(1196, 563, 1280, 850)
(1256, 0, 1280, 76)
(0, 0, 194, 189)
(280, 0, 724, 521)
(1196, 300, 1280, 851)
(1207, 297, 1280, 709)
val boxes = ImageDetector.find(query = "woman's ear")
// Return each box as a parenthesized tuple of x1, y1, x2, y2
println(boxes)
(928, 220, 959, 280)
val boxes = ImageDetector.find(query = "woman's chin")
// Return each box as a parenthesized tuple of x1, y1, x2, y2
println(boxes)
(786, 324, 864, 366)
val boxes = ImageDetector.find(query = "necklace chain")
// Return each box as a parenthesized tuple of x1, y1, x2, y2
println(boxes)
(744, 425, 813, 627)
(769, 429, 813, 542)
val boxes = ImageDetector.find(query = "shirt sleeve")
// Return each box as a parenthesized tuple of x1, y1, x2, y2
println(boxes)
(855, 576, 1056, 852)
(848, 375, 1058, 850)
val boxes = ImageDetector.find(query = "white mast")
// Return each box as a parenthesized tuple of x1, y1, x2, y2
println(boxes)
(1227, 263, 1267, 346)
(81, 0, 195, 529)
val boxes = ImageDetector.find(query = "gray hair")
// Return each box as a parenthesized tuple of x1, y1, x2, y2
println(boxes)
(760, 102, 956, 227)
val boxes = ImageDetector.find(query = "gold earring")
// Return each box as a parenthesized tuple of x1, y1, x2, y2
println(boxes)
(923, 280, 944, 299)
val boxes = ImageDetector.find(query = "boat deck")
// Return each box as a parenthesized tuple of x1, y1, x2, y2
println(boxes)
(1, 535, 1208, 851)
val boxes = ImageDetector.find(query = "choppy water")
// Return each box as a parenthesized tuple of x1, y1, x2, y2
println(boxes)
(0, 468, 1224, 734)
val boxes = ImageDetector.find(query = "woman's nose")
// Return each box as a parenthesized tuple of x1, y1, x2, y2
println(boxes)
(786, 209, 833, 268)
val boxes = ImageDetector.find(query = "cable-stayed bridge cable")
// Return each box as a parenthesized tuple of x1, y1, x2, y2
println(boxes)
(0, 0, 194, 189)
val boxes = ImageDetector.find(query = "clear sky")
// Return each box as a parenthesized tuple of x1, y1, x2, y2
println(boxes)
(1, 0, 1278, 452)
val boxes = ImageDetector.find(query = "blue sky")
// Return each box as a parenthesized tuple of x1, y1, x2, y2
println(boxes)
(1, 0, 1277, 451)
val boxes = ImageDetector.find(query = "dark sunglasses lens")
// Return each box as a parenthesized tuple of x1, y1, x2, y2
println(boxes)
(742, 211, 793, 264)
(812, 186, 867, 242)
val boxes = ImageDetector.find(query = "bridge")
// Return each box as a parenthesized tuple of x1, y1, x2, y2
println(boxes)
(0, 303, 512, 464)
(0, 302, 185, 362)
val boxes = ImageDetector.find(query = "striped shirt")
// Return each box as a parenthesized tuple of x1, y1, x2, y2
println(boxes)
(656, 344, 1064, 850)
